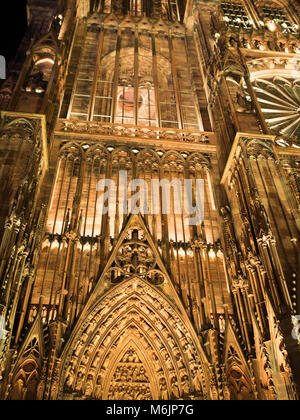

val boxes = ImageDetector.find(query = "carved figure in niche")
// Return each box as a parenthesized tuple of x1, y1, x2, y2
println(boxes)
(81, 350, 90, 366)
(150, 352, 161, 373)
(92, 350, 102, 369)
(159, 304, 172, 320)
(164, 353, 174, 372)
(74, 338, 85, 356)
(171, 376, 180, 399)
(94, 375, 103, 399)
(184, 343, 196, 362)
(155, 319, 166, 332)
(181, 375, 190, 396)
(173, 350, 185, 369)
(227, 366, 254, 400)
(91, 331, 102, 346)
(75, 372, 84, 393)
(101, 333, 112, 348)
(107, 384, 115, 399)
(86, 319, 97, 335)
(159, 378, 168, 400)
(138, 367, 148, 382)
(14, 378, 26, 400)
(167, 335, 177, 349)
(84, 375, 94, 398)
(102, 354, 110, 370)
(65, 368, 75, 390)
(192, 367, 203, 397)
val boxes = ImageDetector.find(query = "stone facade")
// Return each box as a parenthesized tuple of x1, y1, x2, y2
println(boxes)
(0, 0, 299, 400)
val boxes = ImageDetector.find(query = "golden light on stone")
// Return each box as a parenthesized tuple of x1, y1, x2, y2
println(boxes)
(0, 0, 299, 403)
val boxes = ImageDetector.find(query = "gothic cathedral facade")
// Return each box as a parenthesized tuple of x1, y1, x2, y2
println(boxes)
(0, 0, 300, 400)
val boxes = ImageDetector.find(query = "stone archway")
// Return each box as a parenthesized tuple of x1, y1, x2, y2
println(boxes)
(58, 276, 208, 400)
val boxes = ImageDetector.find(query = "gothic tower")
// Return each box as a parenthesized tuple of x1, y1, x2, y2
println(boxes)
(0, 0, 299, 400)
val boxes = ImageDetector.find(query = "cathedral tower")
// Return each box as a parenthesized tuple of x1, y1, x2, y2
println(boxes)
(0, 0, 299, 400)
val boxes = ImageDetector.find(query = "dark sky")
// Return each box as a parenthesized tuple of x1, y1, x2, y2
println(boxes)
(0, 1, 28, 62)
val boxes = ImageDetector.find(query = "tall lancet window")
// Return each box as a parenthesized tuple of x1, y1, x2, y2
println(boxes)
(123, 0, 142, 16)
(116, 80, 135, 125)
(162, 0, 180, 21)
(115, 79, 157, 126)
(138, 79, 157, 127)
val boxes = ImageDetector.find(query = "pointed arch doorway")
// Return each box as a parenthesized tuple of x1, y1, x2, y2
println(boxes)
(59, 275, 208, 400)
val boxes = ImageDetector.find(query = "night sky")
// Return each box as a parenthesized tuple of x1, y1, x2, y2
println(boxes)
(0, 1, 28, 63)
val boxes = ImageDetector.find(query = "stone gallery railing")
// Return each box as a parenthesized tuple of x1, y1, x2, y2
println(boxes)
(56, 119, 215, 145)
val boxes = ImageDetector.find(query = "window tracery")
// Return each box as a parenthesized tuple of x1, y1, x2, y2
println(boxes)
(220, 1, 252, 29)
(262, 7, 297, 34)
(260, 1, 297, 33)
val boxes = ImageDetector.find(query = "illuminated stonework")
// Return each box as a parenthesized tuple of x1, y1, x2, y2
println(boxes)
(0, 0, 300, 402)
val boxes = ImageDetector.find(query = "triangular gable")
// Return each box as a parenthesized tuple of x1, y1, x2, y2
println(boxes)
(13, 315, 45, 370)
(90, 213, 187, 312)
(119, 15, 135, 29)
(154, 17, 170, 33)
(63, 213, 209, 366)
(137, 15, 153, 31)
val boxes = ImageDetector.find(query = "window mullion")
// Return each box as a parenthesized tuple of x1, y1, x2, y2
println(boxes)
(88, 27, 104, 121)
(134, 31, 139, 126)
